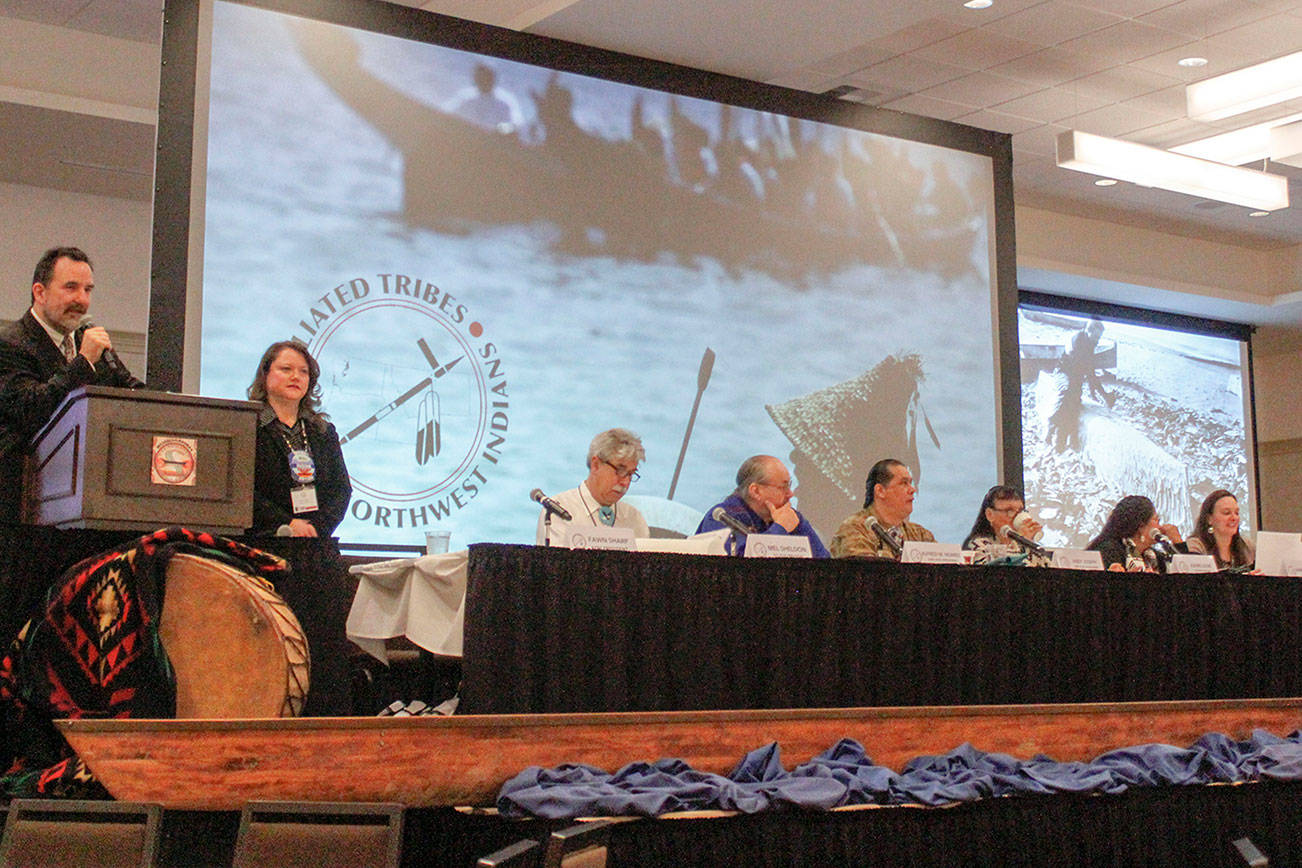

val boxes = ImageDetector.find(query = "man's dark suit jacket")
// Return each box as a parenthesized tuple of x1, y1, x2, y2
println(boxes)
(0, 311, 139, 523)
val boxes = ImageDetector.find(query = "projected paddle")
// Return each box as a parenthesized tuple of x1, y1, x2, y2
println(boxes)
(339, 377, 432, 446)
(667, 347, 715, 501)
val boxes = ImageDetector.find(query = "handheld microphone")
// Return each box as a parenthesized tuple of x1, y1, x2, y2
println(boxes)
(711, 507, 752, 537)
(864, 514, 902, 557)
(77, 316, 145, 389)
(998, 524, 1047, 556)
(530, 488, 572, 521)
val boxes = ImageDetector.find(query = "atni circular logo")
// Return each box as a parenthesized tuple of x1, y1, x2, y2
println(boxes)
(299, 275, 508, 531)
(151, 438, 197, 485)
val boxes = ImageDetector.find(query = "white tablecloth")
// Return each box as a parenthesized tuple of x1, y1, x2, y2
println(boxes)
(345, 550, 467, 662)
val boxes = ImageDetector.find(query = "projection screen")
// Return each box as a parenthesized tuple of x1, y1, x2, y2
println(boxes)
(1018, 297, 1256, 549)
(159, 0, 1017, 548)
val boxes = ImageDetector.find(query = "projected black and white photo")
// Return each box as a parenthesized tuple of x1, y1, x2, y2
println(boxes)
(1019, 307, 1253, 549)
(197, 2, 1003, 547)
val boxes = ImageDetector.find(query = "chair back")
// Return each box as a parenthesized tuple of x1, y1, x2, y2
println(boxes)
(231, 801, 404, 868)
(0, 799, 162, 868)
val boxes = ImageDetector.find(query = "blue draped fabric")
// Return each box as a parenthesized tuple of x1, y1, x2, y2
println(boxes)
(497, 731, 1302, 819)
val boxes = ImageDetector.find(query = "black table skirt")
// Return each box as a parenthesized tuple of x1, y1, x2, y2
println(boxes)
(0, 527, 352, 716)
(460, 544, 1302, 714)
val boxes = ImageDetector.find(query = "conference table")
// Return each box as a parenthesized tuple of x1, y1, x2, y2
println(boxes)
(454, 543, 1302, 714)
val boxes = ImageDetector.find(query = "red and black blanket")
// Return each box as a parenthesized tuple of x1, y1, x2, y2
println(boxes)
(0, 526, 287, 798)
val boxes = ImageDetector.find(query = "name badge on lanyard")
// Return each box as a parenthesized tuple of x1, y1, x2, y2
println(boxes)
(287, 449, 318, 514)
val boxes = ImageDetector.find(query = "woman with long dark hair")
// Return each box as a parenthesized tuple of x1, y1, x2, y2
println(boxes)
(247, 340, 351, 537)
(1086, 495, 1183, 572)
(1186, 489, 1254, 569)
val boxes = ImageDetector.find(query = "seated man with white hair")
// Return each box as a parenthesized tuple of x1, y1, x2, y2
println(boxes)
(535, 427, 650, 545)
(695, 454, 830, 558)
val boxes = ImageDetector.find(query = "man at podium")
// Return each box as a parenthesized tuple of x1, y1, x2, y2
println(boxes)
(0, 247, 145, 523)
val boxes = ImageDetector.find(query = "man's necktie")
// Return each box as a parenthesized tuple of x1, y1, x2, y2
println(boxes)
(61, 332, 75, 363)
(598, 506, 615, 526)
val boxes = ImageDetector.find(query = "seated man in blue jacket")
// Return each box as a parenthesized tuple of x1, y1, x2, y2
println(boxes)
(696, 454, 830, 558)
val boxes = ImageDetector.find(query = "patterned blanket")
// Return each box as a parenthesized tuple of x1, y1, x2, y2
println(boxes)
(0, 526, 288, 798)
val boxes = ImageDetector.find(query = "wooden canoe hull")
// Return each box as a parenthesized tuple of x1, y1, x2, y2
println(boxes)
(58, 698, 1302, 810)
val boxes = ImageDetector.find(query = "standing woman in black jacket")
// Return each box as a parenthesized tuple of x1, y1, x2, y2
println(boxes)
(247, 340, 351, 537)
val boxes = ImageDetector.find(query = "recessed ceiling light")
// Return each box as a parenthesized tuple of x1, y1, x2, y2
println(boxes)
(1178, 56, 1208, 68)
(1094, 178, 1117, 186)
(963, 0, 993, 8)
(1249, 210, 1270, 217)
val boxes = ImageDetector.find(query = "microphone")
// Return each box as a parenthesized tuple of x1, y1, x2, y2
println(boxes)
(1149, 528, 1177, 559)
(711, 507, 751, 537)
(77, 316, 145, 389)
(998, 524, 1047, 556)
(863, 514, 902, 557)
(530, 489, 572, 521)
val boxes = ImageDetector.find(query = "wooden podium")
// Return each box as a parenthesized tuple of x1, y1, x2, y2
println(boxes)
(23, 386, 259, 533)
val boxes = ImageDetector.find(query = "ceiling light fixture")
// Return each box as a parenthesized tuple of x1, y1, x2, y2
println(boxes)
(1056, 130, 1289, 211)
(1170, 112, 1302, 165)
(962, 0, 992, 8)
(1249, 211, 1270, 217)
(1094, 178, 1117, 186)
(1268, 120, 1302, 168)
(1178, 57, 1208, 68)
(1187, 50, 1302, 121)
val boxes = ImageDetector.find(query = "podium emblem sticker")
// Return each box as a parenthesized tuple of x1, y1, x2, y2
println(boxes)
(151, 437, 198, 486)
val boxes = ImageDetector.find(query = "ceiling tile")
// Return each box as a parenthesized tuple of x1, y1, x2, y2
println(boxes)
(848, 54, 970, 93)
(1067, 0, 1184, 16)
(807, 41, 898, 79)
(992, 86, 1109, 122)
(765, 69, 840, 93)
(878, 92, 973, 120)
(910, 28, 1045, 70)
(934, 0, 1052, 27)
(990, 45, 1115, 86)
(1125, 38, 1252, 77)
(1055, 20, 1192, 66)
(1212, 16, 1302, 58)
(1059, 100, 1170, 135)
(956, 107, 1045, 134)
(915, 70, 1043, 108)
(1137, 0, 1278, 39)
(1066, 64, 1183, 102)
(863, 17, 969, 56)
(981, 2, 1124, 47)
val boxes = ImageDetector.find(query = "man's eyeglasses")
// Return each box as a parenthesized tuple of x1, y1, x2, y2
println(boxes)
(603, 460, 640, 482)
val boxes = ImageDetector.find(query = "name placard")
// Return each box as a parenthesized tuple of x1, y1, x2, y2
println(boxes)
(745, 534, 813, 559)
(1052, 549, 1105, 571)
(1169, 554, 1218, 574)
(901, 541, 964, 565)
(566, 526, 635, 551)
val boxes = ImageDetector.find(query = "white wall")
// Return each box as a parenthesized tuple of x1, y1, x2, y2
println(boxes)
(1, 181, 153, 333)
(1253, 349, 1302, 532)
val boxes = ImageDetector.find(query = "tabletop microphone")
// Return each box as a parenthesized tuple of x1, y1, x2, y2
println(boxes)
(711, 507, 751, 537)
(998, 524, 1047, 556)
(1149, 528, 1177, 559)
(864, 514, 902, 557)
(530, 489, 572, 521)
(77, 316, 145, 388)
